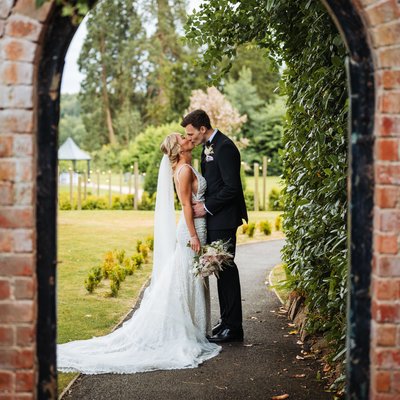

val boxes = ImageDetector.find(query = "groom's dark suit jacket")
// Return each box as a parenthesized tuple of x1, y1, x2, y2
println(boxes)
(201, 130, 248, 231)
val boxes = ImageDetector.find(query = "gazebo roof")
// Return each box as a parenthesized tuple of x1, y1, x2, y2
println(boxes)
(58, 137, 91, 161)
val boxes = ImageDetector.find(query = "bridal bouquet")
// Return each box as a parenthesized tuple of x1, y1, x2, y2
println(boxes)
(190, 240, 233, 278)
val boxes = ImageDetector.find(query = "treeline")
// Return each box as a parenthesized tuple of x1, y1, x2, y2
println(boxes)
(60, 0, 285, 176)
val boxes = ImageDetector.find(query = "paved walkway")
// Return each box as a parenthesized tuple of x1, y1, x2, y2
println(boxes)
(63, 240, 332, 400)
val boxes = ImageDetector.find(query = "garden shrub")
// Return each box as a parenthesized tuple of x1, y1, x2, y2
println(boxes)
(275, 215, 282, 231)
(259, 220, 272, 236)
(268, 188, 283, 211)
(247, 222, 256, 238)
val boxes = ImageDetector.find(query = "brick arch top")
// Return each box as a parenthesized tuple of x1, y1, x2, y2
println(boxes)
(0, 1, 399, 400)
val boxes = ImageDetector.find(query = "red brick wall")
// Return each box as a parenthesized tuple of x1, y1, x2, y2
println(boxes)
(0, 0, 399, 398)
(0, 0, 52, 398)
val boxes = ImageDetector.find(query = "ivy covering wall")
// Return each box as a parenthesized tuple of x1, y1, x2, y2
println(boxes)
(186, 0, 349, 358)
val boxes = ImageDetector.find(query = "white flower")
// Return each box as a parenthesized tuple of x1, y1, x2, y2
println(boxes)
(204, 145, 214, 156)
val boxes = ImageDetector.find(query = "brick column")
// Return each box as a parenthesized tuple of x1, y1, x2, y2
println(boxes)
(0, 0, 52, 398)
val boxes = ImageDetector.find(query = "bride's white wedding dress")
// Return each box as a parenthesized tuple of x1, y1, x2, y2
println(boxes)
(57, 156, 221, 374)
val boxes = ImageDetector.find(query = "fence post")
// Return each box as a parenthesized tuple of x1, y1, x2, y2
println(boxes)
(108, 170, 112, 208)
(83, 172, 87, 201)
(134, 161, 139, 210)
(77, 175, 82, 210)
(128, 165, 133, 195)
(262, 156, 267, 211)
(96, 170, 100, 197)
(254, 162, 259, 212)
(69, 167, 73, 207)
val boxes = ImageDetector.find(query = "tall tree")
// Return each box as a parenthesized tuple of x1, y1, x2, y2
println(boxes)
(78, 0, 147, 148)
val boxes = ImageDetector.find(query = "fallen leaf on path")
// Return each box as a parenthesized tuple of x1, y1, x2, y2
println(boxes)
(288, 323, 296, 327)
(296, 340, 303, 345)
(289, 330, 298, 335)
(296, 355, 305, 360)
(271, 394, 289, 399)
(292, 374, 306, 378)
(244, 344, 253, 347)
(283, 334, 289, 337)
(251, 316, 258, 320)
(323, 364, 331, 372)
(216, 386, 228, 390)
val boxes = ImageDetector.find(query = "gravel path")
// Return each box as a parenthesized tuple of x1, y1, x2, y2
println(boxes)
(62, 240, 332, 400)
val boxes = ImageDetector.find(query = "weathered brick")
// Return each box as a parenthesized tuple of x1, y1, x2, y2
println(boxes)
(0, 326, 14, 346)
(0, 20, 5, 38)
(376, 138, 399, 160)
(376, 186, 399, 208)
(0, 182, 13, 205)
(374, 348, 400, 368)
(374, 278, 400, 300)
(374, 370, 391, 392)
(15, 371, 34, 392)
(0, 38, 36, 62)
(5, 14, 42, 42)
(372, 300, 399, 322)
(0, 136, 13, 157)
(0, 230, 13, 252)
(14, 278, 35, 299)
(378, 46, 400, 68)
(0, 348, 34, 369)
(376, 164, 400, 185)
(372, 20, 400, 46)
(15, 159, 33, 182)
(16, 325, 34, 346)
(0, 254, 34, 276)
(0, 62, 33, 85)
(0, 0, 13, 19)
(0, 371, 12, 392)
(13, 135, 33, 157)
(378, 210, 400, 232)
(0, 279, 11, 300)
(375, 233, 399, 254)
(393, 371, 400, 393)
(0, 207, 33, 228)
(14, 183, 33, 205)
(365, 0, 400, 26)
(13, 0, 53, 23)
(378, 256, 400, 276)
(379, 92, 400, 114)
(0, 110, 33, 133)
(12, 229, 33, 253)
(381, 71, 400, 89)
(378, 115, 400, 136)
(0, 85, 33, 108)
(0, 302, 33, 323)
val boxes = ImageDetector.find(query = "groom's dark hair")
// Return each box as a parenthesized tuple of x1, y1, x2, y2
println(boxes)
(181, 109, 212, 130)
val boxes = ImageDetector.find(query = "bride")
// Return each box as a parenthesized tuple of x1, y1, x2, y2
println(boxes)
(57, 133, 221, 374)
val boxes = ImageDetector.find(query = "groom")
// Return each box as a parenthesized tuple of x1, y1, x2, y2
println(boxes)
(181, 109, 248, 343)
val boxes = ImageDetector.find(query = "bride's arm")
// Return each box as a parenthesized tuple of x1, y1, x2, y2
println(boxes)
(178, 166, 201, 253)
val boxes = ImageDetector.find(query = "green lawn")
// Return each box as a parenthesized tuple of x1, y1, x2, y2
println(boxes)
(57, 209, 284, 394)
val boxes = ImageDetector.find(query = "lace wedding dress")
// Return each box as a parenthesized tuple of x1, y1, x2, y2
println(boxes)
(57, 156, 221, 374)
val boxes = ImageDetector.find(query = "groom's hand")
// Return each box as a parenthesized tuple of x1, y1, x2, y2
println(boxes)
(192, 202, 207, 218)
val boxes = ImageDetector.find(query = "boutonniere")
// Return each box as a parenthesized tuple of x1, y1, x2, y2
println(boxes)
(204, 144, 214, 162)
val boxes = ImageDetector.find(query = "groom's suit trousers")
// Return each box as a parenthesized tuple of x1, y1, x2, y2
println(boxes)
(207, 228, 243, 331)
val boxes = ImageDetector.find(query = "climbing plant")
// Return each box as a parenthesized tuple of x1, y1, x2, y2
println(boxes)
(186, 0, 349, 362)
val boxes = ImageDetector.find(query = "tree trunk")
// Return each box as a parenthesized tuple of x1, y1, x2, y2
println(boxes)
(99, 33, 117, 145)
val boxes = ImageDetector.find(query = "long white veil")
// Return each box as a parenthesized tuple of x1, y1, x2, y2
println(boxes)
(151, 155, 176, 284)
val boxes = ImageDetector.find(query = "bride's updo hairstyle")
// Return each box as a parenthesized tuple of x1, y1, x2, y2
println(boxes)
(160, 133, 181, 170)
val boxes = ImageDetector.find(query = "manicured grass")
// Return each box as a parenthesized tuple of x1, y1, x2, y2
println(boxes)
(269, 263, 291, 304)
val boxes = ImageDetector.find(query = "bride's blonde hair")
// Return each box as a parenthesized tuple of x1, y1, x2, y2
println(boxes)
(160, 133, 181, 170)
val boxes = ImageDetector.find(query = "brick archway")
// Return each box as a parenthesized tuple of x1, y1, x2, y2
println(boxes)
(0, 1, 399, 399)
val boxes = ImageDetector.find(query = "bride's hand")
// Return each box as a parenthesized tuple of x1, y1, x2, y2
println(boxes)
(190, 235, 201, 253)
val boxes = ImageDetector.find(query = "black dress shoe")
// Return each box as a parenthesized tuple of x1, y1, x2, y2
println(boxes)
(212, 320, 225, 336)
(208, 328, 244, 343)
